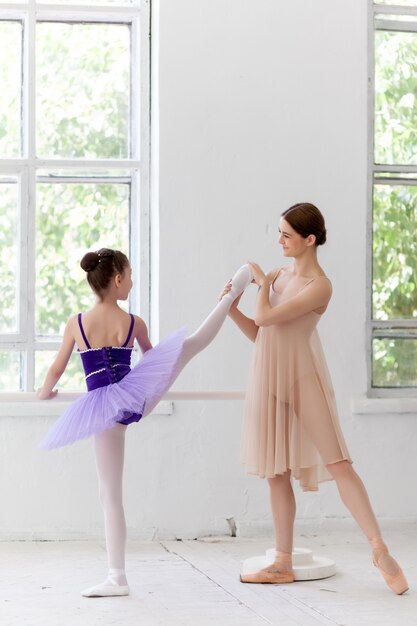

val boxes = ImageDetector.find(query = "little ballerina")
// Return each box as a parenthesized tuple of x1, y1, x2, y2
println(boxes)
(37, 248, 253, 597)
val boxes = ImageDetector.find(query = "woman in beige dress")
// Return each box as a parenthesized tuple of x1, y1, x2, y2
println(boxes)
(222, 202, 408, 594)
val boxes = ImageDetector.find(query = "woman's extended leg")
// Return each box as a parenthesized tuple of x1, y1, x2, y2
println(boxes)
(294, 376, 408, 594)
(325, 461, 380, 542)
(325, 461, 408, 594)
(82, 424, 129, 598)
(240, 470, 296, 584)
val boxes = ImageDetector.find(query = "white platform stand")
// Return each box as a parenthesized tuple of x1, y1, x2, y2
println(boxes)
(242, 547, 336, 581)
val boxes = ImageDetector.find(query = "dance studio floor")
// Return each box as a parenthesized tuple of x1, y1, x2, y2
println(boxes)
(2, 522, 416, 626)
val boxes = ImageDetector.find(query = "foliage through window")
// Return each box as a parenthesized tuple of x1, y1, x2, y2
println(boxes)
(0, 0, 148, 392)
(372, 1, 417, 392)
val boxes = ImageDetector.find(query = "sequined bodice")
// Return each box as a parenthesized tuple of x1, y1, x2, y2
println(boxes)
(77, 313, 135, 392)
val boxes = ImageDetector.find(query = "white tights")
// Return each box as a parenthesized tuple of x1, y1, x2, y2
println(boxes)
(177, 266, 250, 370)
(94, 425, 127, 579)
(92, 265, 252, 589)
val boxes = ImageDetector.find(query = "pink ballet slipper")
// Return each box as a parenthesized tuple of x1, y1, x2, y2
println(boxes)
(240, 551, 295, 584)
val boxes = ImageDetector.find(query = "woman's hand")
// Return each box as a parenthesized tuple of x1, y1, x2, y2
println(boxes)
(36, 388, 58, 400)
(248, 262, 268, 288)
(218, 280, 243, 310)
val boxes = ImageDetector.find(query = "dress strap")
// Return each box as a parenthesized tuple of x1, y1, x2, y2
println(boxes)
(77, 313, 92, 349)
(298, 275, 330, 293)
(271, 267, 283, 293)
(122, 313, 135, 347)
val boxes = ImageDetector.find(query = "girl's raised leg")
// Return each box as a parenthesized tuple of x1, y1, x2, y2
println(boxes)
(177, 264, 253, 369)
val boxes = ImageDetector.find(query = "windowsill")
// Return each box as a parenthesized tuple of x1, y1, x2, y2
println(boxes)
(351, 396, 417, 415)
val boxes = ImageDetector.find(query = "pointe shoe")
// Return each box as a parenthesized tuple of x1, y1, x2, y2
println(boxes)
(370, 537, 409, 595)
(228, 264, 254, 299)
(240, 568, 295, 584)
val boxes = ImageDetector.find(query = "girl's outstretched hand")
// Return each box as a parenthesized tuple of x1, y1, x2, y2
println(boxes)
(248, 262, 268, 287)
(37, 388, 58, 400)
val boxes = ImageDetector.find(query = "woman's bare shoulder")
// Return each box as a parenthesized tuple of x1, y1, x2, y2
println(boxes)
(314, 274, 333, 290)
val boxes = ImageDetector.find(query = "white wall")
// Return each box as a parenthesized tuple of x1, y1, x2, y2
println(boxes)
(1, 0, 416, 541)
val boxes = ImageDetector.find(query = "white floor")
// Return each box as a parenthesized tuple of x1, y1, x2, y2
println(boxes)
(2, 525, 416, 626)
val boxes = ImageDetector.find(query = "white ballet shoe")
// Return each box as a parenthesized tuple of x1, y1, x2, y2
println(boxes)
(81, 569, 130, 598)
(228, 264, 254, 299)
(82, 581, 130, 597)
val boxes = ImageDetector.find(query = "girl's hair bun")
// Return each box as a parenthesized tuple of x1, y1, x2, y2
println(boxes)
(80, 251, 100, 273)
(79, 247, 129, 297)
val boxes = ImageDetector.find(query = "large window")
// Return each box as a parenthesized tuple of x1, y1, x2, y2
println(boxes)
(371, 1, 417, 395)
(0, 0, 149, 392)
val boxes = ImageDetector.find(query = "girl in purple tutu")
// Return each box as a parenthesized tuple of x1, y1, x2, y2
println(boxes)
(37, 248, 252, 597)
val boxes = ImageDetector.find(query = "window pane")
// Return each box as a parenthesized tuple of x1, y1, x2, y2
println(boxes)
(0, 22, 21, 158)
(0, 179, 18, 333)
(375, 31, 417, 165)
(36, 22, 130, 159)
(373, 184, 417, 320)
(373, 336, 417, 387)
(35, 351, 85, 391)
(36, 181, 129, 336)
(0, 352, 21, 391)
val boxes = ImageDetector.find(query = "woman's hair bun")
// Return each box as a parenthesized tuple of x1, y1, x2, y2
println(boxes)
(317, 229, 327, 246)
(80, 251, 100, 273)
(281, 202, 327, 247)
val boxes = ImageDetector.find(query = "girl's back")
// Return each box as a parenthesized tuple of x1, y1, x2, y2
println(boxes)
(76, 307, 135, 350)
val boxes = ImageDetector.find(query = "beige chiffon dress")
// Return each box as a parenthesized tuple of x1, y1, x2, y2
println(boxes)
(240, 268, 353, 492)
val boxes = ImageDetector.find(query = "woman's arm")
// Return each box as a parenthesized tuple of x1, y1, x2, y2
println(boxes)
(228, 306, 259, 343)
(37, 316, 77, 399)
(255, 277, 332, 326)
(219, 268, 279, 342)
(133, 315, 153, 353)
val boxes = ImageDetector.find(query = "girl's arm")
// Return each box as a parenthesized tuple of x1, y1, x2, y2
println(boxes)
(249, 262, 332, 326)
(37, 316, 77, 399)
(133, 315, 153, 353)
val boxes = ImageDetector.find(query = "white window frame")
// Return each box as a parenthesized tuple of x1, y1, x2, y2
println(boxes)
(0, 0, 150, 392)
(368, 0, 417, 398)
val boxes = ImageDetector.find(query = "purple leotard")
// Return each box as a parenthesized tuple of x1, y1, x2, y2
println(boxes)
(77, 313, 139, 424)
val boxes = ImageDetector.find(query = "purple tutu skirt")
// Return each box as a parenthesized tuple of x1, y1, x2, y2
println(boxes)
(39, 327, 187, 450)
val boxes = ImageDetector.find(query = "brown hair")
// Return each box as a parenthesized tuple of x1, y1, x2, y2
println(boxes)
(80, 248, 129, 295)
(281, 202, 327, 246)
